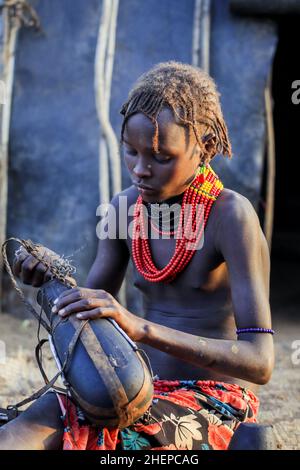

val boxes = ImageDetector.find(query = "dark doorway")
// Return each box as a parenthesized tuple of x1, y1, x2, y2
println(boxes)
(270, 16, 300, 318)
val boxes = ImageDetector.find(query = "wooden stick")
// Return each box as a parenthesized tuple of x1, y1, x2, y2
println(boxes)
(0, 10, 20, 312)
(192, 0, 211, 73)
(264, 72, 276, 250)
(94, 0, 126, 307)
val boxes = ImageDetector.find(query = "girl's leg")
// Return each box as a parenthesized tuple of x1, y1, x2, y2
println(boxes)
(0, 392, 64, 450)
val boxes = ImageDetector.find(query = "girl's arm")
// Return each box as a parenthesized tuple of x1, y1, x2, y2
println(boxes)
(139, 191, 274, 385)
(85, 193, 130, 296)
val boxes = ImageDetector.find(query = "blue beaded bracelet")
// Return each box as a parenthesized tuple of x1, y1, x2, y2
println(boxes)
(236, 327, 275, 335)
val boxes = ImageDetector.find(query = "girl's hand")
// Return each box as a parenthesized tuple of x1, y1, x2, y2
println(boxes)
(51, 287, 146, 342)
(13, 251, 52, 287)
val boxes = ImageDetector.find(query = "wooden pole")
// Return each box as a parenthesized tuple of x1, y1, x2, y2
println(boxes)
(264, 72, 276, 250)
(0, 1, 40, 311)
(0, 9, 20, 312)
(192, 0, 211, 73)
(94, 0, 127, 307)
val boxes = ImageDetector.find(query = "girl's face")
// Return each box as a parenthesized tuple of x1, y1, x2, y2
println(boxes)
(123, 107, 202, 203)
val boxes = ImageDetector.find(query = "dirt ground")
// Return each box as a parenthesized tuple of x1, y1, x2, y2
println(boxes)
(257, 317, 300, 450)
(0, 312, 299, 450)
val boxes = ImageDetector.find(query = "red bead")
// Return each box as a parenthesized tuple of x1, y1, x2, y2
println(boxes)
(198, 174, 205, 184)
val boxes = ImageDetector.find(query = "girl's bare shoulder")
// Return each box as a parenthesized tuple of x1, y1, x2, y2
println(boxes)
(111, 185, 139, 209)
(213, 188, 259, 227)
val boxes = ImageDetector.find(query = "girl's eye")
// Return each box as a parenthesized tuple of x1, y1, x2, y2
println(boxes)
(123, 145, 171, 163)
(153, 154, 172, 164)
(125, 147, 137, 156)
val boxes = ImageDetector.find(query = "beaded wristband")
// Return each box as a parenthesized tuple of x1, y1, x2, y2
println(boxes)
(236, 327, 275, 335)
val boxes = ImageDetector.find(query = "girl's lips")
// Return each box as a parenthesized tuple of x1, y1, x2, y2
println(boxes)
(133, 183, 156, 193)
(137, 186, 156, 194)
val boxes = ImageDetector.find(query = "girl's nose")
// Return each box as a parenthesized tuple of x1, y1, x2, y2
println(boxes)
(133, 158, 152, 178)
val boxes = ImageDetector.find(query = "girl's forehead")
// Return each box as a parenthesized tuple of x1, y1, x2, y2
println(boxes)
(124, 108, 193, 150)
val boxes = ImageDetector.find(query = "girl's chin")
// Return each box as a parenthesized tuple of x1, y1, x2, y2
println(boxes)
(139, 190, 163, 203)
(142, 196, 162, 203)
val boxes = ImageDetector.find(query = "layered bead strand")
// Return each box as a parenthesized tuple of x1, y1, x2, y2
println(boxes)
(132, 164, 224, 283)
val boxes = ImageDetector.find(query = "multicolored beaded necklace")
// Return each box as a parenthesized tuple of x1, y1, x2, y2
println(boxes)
(132, 164, 224, 283)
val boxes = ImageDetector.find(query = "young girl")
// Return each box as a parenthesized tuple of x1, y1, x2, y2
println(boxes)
(1, 61, 274, 450)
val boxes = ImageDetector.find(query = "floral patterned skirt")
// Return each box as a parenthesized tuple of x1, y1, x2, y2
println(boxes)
(56, 380, 259, 451)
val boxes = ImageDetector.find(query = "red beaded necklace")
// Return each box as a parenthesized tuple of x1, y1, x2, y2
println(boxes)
(132, 164, 224, 283)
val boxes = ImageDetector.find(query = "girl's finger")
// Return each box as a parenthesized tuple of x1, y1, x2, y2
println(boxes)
(21, 256, 41, 284)
(31, 262, 48, 287)
(13, 253, 30, 277)
(54, 287, 80, 302)
(76, 307, 115, 320)
(55, 298, 109, 317)
(53, 289, 83, 308)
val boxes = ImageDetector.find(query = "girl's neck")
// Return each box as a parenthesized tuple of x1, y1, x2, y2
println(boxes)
(147, 190, 185, 206)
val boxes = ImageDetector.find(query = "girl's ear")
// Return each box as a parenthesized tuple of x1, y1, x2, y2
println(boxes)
(202, 133, 217, 157)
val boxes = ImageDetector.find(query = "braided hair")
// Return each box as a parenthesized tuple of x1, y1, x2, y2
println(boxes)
(120, 61, 232, 163)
